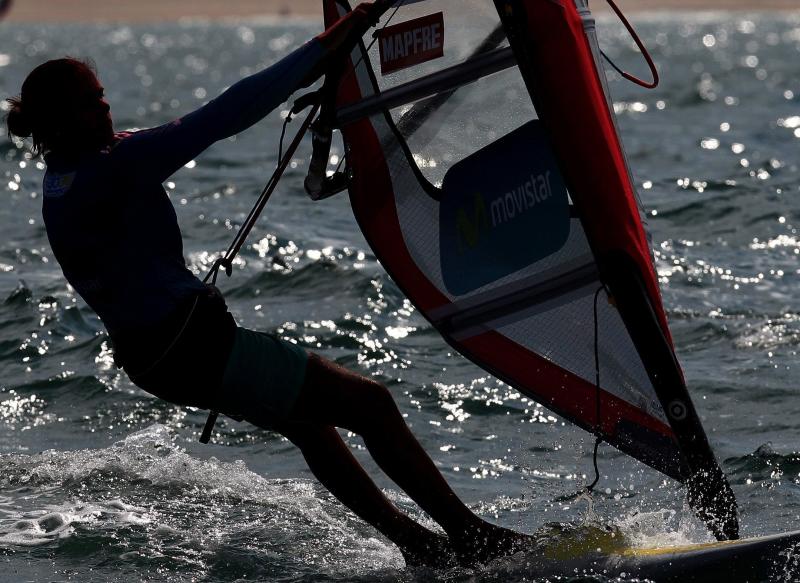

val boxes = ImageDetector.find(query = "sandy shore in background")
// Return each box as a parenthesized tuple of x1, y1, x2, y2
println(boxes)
(4, 0, 798, 23)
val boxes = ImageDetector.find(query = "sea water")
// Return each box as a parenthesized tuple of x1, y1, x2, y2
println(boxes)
(1, 12, 800, 582)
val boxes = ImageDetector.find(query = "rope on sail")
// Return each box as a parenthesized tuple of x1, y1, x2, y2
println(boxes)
(585, 285, 607, 494)
(598, 0, 659, 89)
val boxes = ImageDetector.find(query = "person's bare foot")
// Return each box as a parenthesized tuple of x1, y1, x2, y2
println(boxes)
(452, 523, 531, 565)
(398, 532, 459, 569)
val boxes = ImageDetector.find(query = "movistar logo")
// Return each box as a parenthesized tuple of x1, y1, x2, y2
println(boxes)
(453, 171, 555, 254)
(490, 170, 554, 227)
(439, 121, 569, 295)
(455, 192, 490, 253)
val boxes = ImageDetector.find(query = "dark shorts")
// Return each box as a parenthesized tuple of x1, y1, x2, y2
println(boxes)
(118, 289, 237, 409)
(215, 327, 309, 427)
(117, 290, 308, 426)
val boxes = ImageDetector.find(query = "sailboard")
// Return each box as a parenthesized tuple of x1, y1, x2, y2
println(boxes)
(506, 529, 800, 582)
(319, 0, 739, 540)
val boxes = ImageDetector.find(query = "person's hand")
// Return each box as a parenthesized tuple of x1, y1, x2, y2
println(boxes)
(205, 283, 225, 300)
(316, 2, 380, 54)
(302, 2, 385, 88)
(352, 1, 382, 27)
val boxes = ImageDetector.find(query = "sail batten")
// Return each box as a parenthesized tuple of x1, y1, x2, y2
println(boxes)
(435, 264, 599, 337)
(338, 46, 515, 126)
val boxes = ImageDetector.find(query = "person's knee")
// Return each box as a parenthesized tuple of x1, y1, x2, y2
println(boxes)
(296, 355, 403, 432)
(354, 379, 401, 432)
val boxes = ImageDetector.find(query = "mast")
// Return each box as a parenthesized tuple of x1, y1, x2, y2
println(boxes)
(602, 255, 739, 540)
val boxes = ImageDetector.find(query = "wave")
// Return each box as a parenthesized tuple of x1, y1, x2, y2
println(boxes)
(0, 424, 406, 580)
(726, 443, 800, 486)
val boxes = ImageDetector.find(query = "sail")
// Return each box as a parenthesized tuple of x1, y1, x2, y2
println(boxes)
(322, 0, 738, 539)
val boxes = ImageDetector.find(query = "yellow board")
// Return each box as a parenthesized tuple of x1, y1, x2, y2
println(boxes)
(518, 528, 800, 582)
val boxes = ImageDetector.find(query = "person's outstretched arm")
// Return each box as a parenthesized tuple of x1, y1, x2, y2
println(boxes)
(110, 2, 379, 184)
(110, 39, 324, 185)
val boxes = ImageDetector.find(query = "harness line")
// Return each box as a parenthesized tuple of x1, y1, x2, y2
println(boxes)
(199, 101, 320, 443)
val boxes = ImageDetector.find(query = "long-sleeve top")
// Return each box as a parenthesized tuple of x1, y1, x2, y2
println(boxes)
(42, 39, 324, 339)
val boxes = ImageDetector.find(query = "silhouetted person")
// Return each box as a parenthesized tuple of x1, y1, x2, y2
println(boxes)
(5, 2, 529, 567)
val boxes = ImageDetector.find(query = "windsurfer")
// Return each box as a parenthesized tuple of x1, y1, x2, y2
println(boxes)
(5, 2, 530, 568)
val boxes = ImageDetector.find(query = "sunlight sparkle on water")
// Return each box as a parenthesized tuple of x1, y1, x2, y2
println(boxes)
(0, 392, 51, 428)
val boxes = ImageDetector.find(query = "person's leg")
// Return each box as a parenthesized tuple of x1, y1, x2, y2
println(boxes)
(274, 421, 453, 567)
(213, 329, 452, 566)
(287, 354, 529, 561)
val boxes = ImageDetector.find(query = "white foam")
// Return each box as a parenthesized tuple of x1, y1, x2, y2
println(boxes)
(0, 500, 149, 547)
(616, 507, 712, 548)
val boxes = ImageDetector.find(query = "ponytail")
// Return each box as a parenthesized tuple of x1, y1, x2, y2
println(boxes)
(4, 57, 97, 155)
